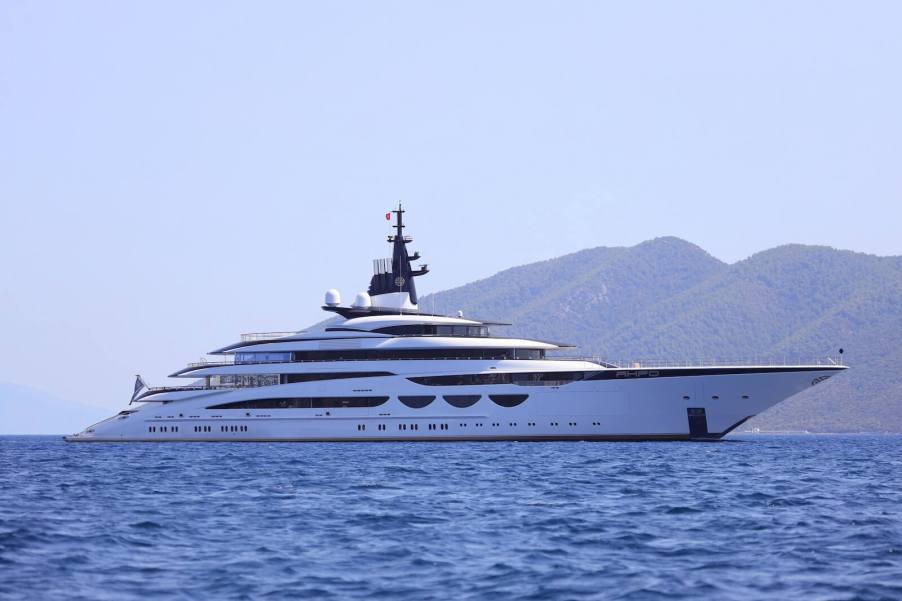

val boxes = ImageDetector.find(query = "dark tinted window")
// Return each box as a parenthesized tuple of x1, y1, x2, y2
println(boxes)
(291, 348, 538, 361)
(489, 394, 528, 407)
(373, 324, 431, 336)
(235, 352, 292, 364)
(410, 371, 578, 386)
(510, 371, 584, 386)
(372, 325, 490, 337)
(444, 395, 480, 408)
(280, 371, 393, 384)
(398, 395, 435, 408)
(410, 373, 511, 386)
(206, 397, 389, 410)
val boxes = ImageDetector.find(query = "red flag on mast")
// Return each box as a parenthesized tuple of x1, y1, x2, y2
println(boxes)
(386, 212, 391, 221)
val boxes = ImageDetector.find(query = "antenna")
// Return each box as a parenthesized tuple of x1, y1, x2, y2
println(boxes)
(398, 203, 403, 316)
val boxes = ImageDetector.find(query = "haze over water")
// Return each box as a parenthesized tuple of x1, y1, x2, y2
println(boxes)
(2, 435, 900, 600)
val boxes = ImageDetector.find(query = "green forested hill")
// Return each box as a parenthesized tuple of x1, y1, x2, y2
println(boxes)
(419, 238, 902, 432)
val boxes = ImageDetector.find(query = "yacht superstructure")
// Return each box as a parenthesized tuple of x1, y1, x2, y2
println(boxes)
(65, 207, 845, 442)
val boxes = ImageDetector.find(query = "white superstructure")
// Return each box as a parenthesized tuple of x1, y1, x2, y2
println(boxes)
(65, 206, 845, 442)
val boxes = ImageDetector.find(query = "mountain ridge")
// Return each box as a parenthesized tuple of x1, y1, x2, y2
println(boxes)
(420, 237, 901, 432)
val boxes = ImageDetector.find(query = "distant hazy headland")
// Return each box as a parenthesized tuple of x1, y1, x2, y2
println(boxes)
(2, 238, 900, 434)
(0, 382, 109, 436)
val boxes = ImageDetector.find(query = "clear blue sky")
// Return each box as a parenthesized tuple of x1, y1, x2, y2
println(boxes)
(1, 1, 900, 409)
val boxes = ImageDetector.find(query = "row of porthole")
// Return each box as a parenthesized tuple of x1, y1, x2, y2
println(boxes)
(150, 425, 245, 433)
(684, 395, 751, 400)
(358, 421, 595, 431)
(151, 420, 600, 435)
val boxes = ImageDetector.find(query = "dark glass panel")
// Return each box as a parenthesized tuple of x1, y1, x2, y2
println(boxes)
(410, 370, 582, 386)
(489, 394, 529, 407)
(280, 371, 393, 384)
(443, 395, 481, 408)
(290, 348, 535, 361)
(398, 395, 435, 408)
(510, 371, 583, 386)
(206, 397, 389, 410)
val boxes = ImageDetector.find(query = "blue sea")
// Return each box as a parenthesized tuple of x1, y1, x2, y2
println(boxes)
(1, 435, 901, 601)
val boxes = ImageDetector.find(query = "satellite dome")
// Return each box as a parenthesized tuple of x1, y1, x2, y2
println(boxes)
(324, 289, 341, 307)
(352, 292, 372, 309)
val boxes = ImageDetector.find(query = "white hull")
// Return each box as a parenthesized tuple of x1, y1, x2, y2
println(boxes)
(65, 367, 841, 442)
(65, 208, 846, 444)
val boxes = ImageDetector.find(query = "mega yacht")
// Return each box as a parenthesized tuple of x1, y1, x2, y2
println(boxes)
(65, 207, 845, 442)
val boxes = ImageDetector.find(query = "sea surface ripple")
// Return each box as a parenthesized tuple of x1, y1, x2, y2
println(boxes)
(1, 435, 901, 600)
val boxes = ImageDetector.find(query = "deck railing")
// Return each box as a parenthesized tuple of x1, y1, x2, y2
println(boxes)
(556, 356, 845, 368)
(181, 355, 845, 370)
(239, 331, 300, 342)
(187, 357, 236, 368)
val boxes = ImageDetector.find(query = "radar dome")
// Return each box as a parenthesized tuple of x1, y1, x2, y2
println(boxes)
(352, 292, 372, 309)
(324, 289, 341, 307)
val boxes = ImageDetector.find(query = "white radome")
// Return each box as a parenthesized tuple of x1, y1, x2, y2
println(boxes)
(324, 289, 341, 307)
(352, 292, 372, 308)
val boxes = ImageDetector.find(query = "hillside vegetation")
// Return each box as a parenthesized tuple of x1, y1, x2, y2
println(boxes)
(420, 238, 902, 432)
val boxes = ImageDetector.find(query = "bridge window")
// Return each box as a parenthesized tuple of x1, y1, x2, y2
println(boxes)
(235, 352, 292, 364)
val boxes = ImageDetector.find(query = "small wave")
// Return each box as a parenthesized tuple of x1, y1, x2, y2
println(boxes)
(2, 434, 902, 600)
(664, 505, 702, 515)
(129, 520, 163, 529)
